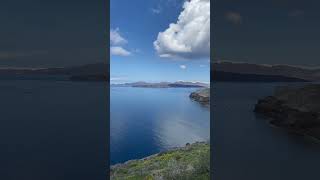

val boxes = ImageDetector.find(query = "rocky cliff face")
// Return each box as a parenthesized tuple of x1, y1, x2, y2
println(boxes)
(254, 84, 320, 140)
(190, 88, 210, 106)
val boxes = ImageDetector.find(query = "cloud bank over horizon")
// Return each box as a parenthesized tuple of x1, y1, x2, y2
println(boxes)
(154, 0, 210, 60)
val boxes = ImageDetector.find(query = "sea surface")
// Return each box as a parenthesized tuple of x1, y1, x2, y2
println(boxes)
(4, 80, 319, 179)
(110, 87, 210, 164)
(213, 82, 320, 180)
(0, 79, 108, 180)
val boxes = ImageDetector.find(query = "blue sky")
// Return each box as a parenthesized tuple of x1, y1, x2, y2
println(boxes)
(110, 0, 210, 83)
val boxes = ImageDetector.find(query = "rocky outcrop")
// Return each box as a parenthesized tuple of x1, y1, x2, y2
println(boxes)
(110, 142, 210, 180)
(254, 84, 320, 140)
(190, 88, 210, 106)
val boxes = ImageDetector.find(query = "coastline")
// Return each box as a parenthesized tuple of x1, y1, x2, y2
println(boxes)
(254, 84, 320, 140)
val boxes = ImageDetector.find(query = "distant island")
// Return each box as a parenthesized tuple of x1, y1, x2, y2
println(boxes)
(112, 81, 209, 88)
(212, 62, 320, 82)
(212, 70, 308, 82)
(255, 84, 320, 140)
(2, 62, 320, 82)
(0, 63, 109, 82)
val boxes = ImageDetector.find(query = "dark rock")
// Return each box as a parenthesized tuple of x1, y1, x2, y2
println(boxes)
(254, 84, 320, 140)
(190, 88, 210, 106)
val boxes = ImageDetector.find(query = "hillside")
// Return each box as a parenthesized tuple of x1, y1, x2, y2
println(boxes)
(211, 70, 308, 82)
(212, 62, 320, 81)
(110, 142, 210, 180)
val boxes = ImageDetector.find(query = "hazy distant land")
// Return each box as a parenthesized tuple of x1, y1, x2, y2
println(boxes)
(212, 62, 320, 82)
(111, 81, 209, 88)
(1, 62, 320, 82)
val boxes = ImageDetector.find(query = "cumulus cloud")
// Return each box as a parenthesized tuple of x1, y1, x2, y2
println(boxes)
(154, 0, 210, 60)
(225, 11, 242, 25)
(151, 7, 161, 14)
(110, 28, 131, 56)
(111, 46, 131, 56)
(180, 64, 187, 69)
(110, 28, 127, 45)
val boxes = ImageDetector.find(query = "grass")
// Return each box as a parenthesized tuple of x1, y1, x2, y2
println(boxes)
(110, 142, 210, 180)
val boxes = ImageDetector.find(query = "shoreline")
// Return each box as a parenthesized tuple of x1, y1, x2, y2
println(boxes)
(254, 84, 320, 141)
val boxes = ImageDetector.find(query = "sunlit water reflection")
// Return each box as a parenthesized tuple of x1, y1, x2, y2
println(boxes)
(110, 87, 210, 164)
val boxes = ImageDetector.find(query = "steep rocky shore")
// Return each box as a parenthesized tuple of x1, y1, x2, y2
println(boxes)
(254, 84, 320, 140)
(190, 88, 210, 106)
(110, 142, 210, 180)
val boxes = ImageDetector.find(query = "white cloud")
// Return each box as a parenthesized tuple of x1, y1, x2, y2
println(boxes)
(110, 76, 127, 81)
(110, 28, 132, 56)
(111, 46, 131, 56)
(151, 7, 161, 14)
(134, 49, 142, 53)
(180, 65, 187, 69)
(110, 77, 122, 81)
(154, 0, 210, 60)
(225, 11, 242, 25)
(110, 28, 127, 45)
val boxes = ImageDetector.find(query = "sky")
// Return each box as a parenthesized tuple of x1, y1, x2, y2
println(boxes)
(110, 0, 210, 83)
(213, 0, 320, 67)
(0, 0, 106, 68)
(1, 0, 319, 74)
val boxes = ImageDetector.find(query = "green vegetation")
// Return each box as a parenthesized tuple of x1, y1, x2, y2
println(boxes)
(110, 142, 210, 180)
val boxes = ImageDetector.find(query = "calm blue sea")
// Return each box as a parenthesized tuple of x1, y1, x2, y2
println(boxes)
(0, 79, 108, 180)
(4, 80, 320, 180)
(213, 82, 320, 180)
(110, 87, 210, 164)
